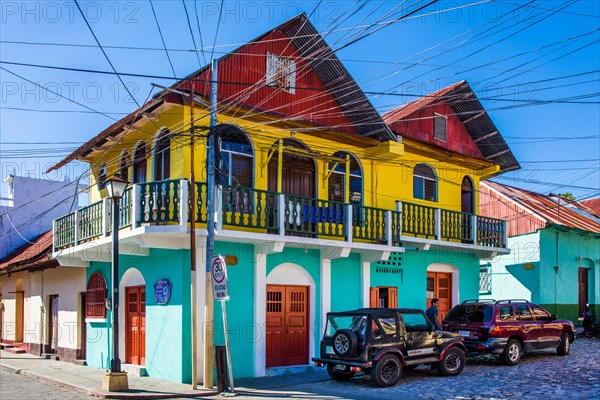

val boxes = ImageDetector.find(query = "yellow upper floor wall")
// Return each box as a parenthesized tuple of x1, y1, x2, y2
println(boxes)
(88, 102, 498, 215)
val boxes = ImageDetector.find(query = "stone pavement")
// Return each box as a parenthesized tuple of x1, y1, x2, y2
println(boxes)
(1, 338, 600, 400)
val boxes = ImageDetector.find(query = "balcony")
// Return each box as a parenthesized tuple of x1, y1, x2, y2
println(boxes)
(53, 179, 507, 258)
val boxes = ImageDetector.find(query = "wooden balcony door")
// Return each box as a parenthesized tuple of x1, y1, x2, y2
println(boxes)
(266, 285, 309, 367)
(125, 286, 146, 366)
(426, 272, 452, 321)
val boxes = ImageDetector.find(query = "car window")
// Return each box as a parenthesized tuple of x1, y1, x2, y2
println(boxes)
(325, 315, 367, 337)
(531, 306, 551, 320)
(378, 317, 398, 336)
(402, 313, 430, 332)
(498, 306, 515, 321)
(515, 305, 533, 321)
(445, 305, 494, 322)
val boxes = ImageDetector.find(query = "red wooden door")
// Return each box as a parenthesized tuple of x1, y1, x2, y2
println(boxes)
(427, 272, 452, 321)
(266, 285, 309, 367)
(126, 286, 146, 366)
(80, 293, 87, 359)
(578, 268, 589, 316)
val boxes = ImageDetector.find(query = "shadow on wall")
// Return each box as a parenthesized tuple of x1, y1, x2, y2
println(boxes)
(505, 263, 540, 302)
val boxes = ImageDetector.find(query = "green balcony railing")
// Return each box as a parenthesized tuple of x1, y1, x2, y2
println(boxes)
(54, 212, 75, 250)
(222, 185, 278, 230)
(139, 179, 181, 224)
(402, 202, 437, 238)
(284, 195, 346, 238)
(77, 200, 104, 243)
(52, 179, 508, 252)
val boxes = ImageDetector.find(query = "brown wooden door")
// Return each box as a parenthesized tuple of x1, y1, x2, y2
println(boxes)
(578, 268, 589, 316)
(266, 285, 309, 367)
(370, 287, 398, 308)
(48, 295, 59, 352)
(15, 290, 24, 342)
(126, 286, 146, 366)
(426, 272, 452, 321)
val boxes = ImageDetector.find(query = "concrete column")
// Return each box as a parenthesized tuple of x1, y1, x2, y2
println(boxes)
(320, 255, 331, 338)
(179, 179, 189, 225)
(360, 255, 371, 308)
(254, 247, 267, 377)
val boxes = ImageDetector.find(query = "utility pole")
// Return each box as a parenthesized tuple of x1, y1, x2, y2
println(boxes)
(203, 59, 218, 389)
(190, 82, 198, 390)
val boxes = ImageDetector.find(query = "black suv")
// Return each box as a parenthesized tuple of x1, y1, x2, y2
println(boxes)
(312, 308, 467, 387)
(442, 299, 575, 365)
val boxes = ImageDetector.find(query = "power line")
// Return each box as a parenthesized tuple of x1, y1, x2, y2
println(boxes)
(149, 0, 177, 78)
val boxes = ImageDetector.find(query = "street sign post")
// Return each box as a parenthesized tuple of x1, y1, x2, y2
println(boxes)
(210, 256, 234, 393)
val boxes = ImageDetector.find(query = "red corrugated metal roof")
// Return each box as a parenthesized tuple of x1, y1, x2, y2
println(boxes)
(484, 182, 600, 233)
(0, 231, 56, 271)
(580, 198, 600, 217)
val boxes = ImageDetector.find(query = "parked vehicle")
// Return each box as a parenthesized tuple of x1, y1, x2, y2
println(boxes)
(582, 304, 600, 339)
(313, 308, 466, 387)
(442, 299, 575, 365)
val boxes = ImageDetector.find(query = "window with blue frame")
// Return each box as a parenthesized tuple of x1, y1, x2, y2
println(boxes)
(328, 152, 363, 206)
(413, 163, 437, 202)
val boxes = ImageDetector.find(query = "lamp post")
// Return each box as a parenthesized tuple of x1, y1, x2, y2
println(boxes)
(104, 176, 129, 391)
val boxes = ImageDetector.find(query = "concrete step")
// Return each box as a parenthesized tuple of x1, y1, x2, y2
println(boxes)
(122, 363, 148, 377)
(0, 343, 14, 349)
(5, 347, 26, 354)
(41, 353, 59, 361)
(74, 359, 87, 366)
(265, 364, 319, 377)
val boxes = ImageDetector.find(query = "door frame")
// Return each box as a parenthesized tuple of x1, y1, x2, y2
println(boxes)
(265, 263, 316, 371)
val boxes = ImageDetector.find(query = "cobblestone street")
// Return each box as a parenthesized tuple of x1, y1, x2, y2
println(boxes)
(1, 338, 599, 400)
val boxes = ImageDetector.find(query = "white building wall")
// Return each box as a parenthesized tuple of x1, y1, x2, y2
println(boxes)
(0, 175, 85, 259)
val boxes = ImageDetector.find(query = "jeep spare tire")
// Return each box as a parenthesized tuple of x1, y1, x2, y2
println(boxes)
(333, 329, 359, 358)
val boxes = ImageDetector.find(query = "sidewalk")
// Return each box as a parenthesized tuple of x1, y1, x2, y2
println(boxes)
(0, 350, 215, 399)
(0, 350, 331, 399)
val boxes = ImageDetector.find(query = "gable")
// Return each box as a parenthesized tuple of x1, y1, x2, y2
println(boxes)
(388, 102, 484, 159)
(183, 30, 358, 134)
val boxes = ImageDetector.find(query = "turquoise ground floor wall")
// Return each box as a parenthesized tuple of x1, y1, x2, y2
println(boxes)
(85, 249, 191, 383)
(83, 242, 482, 382)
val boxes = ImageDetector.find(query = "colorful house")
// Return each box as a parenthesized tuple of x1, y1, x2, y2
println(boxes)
(46, 14, 515, 383)
(479, 181, 600, 322)
(0, 231, 87, 362)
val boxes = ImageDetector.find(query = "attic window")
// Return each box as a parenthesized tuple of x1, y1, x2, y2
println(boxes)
(433, 113, 447, 141)
(266, 53, 296, 94)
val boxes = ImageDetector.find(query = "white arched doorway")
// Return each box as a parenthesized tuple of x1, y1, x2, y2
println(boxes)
(426, 263, 459, 320)
(265, 263, 315, 369)
(119, 268, 146, 366)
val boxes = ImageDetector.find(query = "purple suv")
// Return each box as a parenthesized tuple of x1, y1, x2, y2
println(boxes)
(442, 299, 575, 365)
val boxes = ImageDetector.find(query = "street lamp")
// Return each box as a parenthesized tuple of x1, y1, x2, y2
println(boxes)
(104, 176, 129, 391)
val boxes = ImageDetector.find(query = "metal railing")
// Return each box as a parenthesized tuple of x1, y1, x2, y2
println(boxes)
(52, 179, 508, 251)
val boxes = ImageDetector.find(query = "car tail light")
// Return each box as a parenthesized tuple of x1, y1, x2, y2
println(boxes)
(314, 362, 324, 367)
(350, 367, 362, 372)
(488, 325, 502, 336)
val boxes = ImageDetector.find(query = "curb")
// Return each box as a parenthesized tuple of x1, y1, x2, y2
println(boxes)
(1, 362, 218, 399)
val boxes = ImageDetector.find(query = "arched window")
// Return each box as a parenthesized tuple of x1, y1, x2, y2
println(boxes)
(328, 151, 363, 205)
(154, 129, 171, 181)
(132, 142, 147, 183)
(119, 151, 129, 181)
(86, 272, 107, 319)
(413, 163, 437, 202)
(217, 125, 253, 188)
(461, 176, 474, 214)
(97, 163, 107, 190)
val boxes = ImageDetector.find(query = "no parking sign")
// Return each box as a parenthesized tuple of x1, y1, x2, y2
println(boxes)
(211, 255, 230, 301)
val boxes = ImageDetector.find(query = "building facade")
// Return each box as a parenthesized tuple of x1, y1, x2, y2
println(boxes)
(46, 14, 515, 383)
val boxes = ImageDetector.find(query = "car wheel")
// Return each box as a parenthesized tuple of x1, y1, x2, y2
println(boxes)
(557, 332, 570, 356)
(332, 329, 359, 358)
(500, 339, 522, 366)
(326, 364, 356, 381)
(371, 354, 402, 387)
(437, 347, 466, 376)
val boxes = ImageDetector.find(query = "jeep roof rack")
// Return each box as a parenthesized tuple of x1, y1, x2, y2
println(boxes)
(461, 299, 496, 304)
(495, 299, 532, 305)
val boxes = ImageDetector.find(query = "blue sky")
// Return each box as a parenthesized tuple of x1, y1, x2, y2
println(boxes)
(1, 0, 599, 201)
